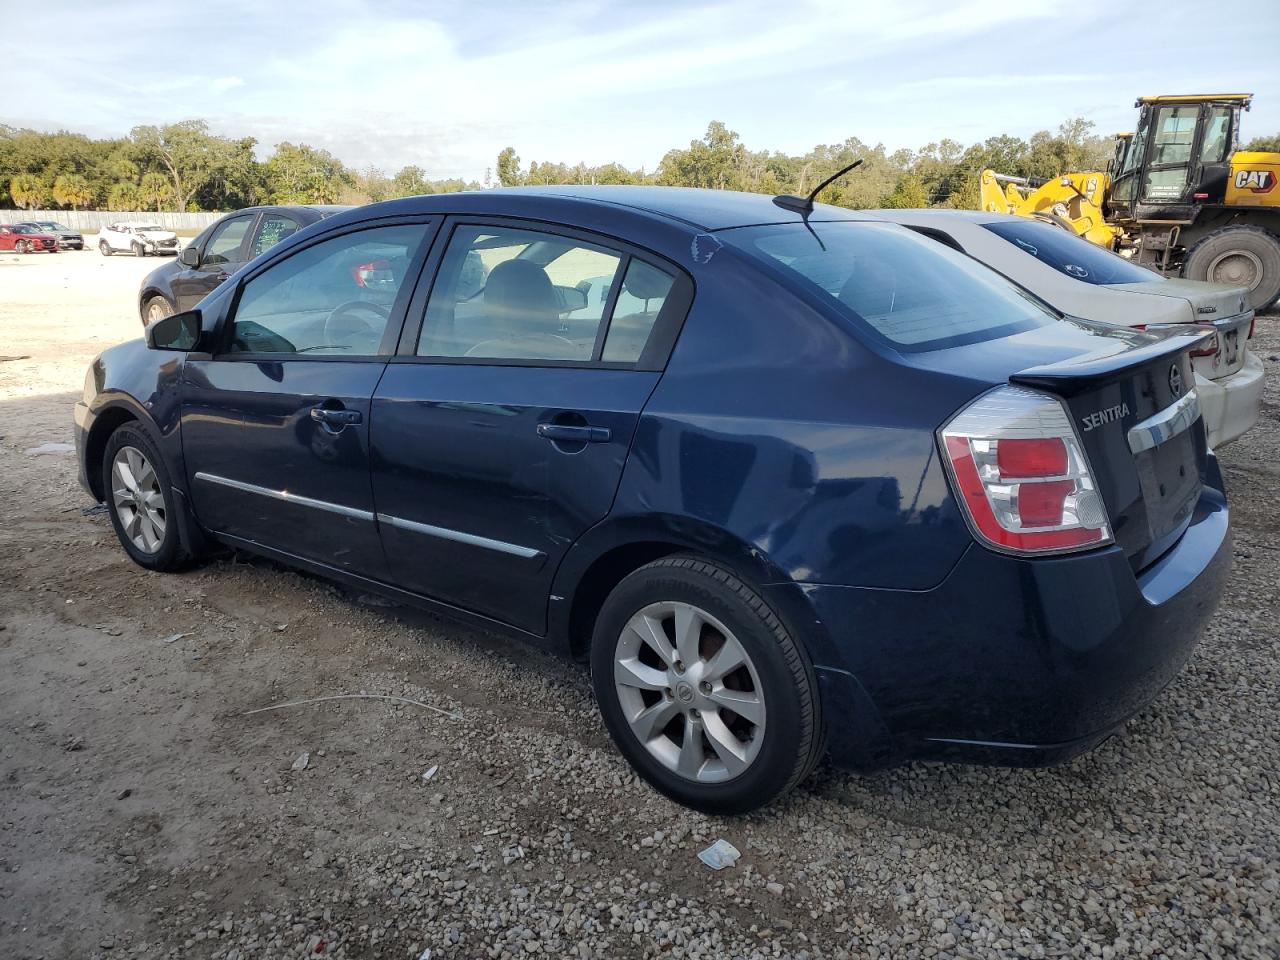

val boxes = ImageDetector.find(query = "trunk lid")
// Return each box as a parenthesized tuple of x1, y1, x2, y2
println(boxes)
(914, 320, 1212, 571)
(1116, 278, 1252, 378)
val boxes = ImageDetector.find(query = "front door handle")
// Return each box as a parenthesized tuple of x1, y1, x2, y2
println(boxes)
(310, 407, 362, 427)
(536, 423, 611, 443)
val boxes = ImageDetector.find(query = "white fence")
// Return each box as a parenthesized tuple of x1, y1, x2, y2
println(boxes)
(0, 209, 223, 231)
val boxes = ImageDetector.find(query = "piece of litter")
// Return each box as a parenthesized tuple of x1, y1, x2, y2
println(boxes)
(291, 752, 310, 771)
(422, 765, 439, 782)
(82, 503, 108, 517)
(418, 949, 433, 960)
(117, 788, 132, 800)
(698, 838, 741, 870)
(274, 622, 288, 632)
(25, 442, 75, 456)
(161, 632, 188, 644)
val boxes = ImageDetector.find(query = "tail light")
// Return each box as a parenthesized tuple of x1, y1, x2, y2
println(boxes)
(940, 386, 1112, 555)
(1247, 314, 1255, 340)
(1189, 332, 1219, 358)
(351, 258, 394, 288)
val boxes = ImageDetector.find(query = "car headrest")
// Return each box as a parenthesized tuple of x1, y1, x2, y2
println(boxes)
(484, 259, 560, 329)
(623, 262, 673, 302)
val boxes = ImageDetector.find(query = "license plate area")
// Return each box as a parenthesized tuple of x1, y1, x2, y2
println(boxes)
(1134, 428, 1200, 540)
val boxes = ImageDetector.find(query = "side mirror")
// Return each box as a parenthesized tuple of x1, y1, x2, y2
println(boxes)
(179, 245, 200, 267)
(145, 309, 202, 351)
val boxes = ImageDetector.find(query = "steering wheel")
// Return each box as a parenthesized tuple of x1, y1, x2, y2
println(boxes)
(323, 300, 391, 350)
(464, 333, 579, 359)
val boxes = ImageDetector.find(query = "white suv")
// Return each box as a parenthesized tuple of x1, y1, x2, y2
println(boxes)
(98, 222, 180, 257)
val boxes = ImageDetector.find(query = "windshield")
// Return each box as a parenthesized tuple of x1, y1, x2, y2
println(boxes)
(135, 225, 165, 232)
(722, 221, 1053, 352)
(983, 219, 1158, 286)
(38, 221, 68, 230)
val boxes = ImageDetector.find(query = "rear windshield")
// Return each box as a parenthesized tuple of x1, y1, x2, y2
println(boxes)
(983, 219, 1158, 285)
(723, 221, 1053, 352)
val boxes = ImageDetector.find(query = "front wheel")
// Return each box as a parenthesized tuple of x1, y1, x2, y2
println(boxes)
(102, 424, 189, 571)
(1183, 224, 1280, 312)
(591, 556, 824, 814)
(99, 240, 112, 257)
(142, 295, 174, 326)
(132, 241, 146, 257)
(15, 240, 30, 254)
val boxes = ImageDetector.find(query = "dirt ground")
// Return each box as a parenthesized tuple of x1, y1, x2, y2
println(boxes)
(1, 248, 1277, 960)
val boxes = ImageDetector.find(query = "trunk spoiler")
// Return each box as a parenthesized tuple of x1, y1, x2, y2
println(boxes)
(1010, 327, 1213, 397)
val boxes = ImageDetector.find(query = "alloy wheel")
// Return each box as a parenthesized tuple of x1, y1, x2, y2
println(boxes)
(146, 299, 172, 324)
(613, 601, 766, 783)
(111, 446, 167, 553)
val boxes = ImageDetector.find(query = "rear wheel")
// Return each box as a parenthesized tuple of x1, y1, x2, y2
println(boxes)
(1184, 225, 1280, 311)
(103, 424, 189, 571)
(99, 240, 112, 257)
(591, 556, 823, 814)
(143, 295, 174, 326)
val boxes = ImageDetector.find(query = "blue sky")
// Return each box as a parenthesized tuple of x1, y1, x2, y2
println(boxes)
(3, 0, 1278, 181)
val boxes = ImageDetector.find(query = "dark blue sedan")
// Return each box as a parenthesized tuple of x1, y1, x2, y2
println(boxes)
(75, 187, 1230, 813)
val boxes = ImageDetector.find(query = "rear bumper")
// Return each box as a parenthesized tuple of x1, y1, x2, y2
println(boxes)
(1197, 351, 1264, 448)
(74, 400, 96, 498)
(797, 483, 1231, 770)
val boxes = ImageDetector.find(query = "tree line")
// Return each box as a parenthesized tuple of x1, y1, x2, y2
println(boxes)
(5, 117, 1278, 214)
(0, 119, 481, 212)
(499, 120, 1280, 210)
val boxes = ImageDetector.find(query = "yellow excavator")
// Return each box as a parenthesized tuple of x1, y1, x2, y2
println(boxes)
(979, 94, 1280, 310)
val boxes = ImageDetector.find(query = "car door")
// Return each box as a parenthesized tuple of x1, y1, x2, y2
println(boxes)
(170, 213, 256, 310)
(370, 218, 692, 633)
(181, 218, 436, 577)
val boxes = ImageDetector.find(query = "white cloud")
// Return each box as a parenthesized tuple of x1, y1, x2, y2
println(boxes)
(211, 76, 245, 93)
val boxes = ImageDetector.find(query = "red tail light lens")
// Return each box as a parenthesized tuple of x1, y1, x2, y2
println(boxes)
(352, 258, 393, 288)
(1189, 332, 1220, 358)
(940, 387, 1112, 555)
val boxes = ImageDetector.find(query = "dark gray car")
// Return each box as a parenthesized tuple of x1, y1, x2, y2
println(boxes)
(19, 220, 84, 250)
(137, 205, 350, 325)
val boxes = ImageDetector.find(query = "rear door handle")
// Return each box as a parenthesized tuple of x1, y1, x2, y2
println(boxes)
(310, 407, 362, 426)
(537, 423, 611, 443)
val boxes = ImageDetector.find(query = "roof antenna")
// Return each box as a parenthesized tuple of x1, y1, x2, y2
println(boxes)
(773, 158, 864, 213)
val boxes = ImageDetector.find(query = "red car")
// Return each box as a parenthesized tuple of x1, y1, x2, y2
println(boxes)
(0, 223, 60, 253)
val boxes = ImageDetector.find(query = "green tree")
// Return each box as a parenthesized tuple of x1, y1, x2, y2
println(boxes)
(139, 171, 174, 211)
(1244, 133, 1280, 152)
(390, 165, 430, 197)
(130, 120, 254, 210)
(10, 173, 50, 210)
(880, 174, 928, 209)
(264, 142, 352, 203)
(496, 147, 523, 186)
(52, 173, 94, 210)
(107, 181, 142, 210)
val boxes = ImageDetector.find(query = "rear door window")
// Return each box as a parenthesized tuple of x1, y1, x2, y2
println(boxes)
(723, 221, 1053, 352)
(250, 214, 301, 258)
(982, 219, 1158, 285)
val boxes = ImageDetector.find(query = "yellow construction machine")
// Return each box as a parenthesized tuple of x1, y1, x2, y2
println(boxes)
(979, 94, 1280, 310)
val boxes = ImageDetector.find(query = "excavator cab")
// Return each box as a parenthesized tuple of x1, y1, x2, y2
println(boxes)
(1106, 94, 1247, 222)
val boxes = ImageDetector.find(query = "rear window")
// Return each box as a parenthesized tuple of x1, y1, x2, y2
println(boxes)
(983, 219, 1158, 286)
(723, 221, 1053, 352)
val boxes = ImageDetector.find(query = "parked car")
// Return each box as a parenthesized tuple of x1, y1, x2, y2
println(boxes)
(75, 187, 1230, 813)
(18, 219, 84, 250)
(137, 205, 349, 325)
(0, 223, 60, 253)
(871, 210, 1264, 448)
(98, 221, 180, 257)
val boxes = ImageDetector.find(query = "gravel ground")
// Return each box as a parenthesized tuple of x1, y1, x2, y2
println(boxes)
(1, 250, 1277, 960)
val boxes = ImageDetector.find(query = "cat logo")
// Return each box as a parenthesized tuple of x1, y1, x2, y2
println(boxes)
(1234, 169, 1276, 194)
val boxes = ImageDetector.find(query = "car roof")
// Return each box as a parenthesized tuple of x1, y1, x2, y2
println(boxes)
(117, 221, 170, 228)
(344, 186, 879, 233)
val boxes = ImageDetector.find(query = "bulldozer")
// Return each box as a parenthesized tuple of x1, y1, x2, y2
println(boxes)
(979, 94, 1280, 310)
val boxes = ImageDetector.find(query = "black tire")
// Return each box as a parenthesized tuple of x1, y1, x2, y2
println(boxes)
(102, 423, 189, 572)
(1183, 224, 1280, 312)
(15, 240, 30, 254)
(590, 555, 824, 814)
(99, 240, 112, 257)
(142, 295, 174, 327)
(132, 241, 146, 258)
